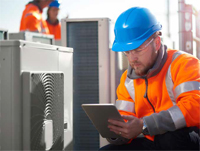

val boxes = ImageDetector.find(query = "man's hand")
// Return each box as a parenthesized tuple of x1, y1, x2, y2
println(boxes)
(108, 115, 143, 139)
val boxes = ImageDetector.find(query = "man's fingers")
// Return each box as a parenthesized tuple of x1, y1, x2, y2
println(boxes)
(108, 119, 126, 127)
(109, 128, 129, 139)
(108, 124, 124, 132)
(108, 124, 126, 134)
(109, 128, 125, 136)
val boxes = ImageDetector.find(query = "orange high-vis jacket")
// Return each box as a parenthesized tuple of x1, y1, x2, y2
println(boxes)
(46, 19, 61, 40)
(116, 45, 200, 141)
(20, 2, 49, 34)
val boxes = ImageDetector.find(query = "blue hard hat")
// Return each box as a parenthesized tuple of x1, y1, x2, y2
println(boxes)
(49, 0, 61, 8)
(112, 7, 162, 52)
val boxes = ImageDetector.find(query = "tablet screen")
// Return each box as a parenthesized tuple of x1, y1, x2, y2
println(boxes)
(82, 104, 125, 138)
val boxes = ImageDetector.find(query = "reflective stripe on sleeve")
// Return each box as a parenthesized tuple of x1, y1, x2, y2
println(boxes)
(172, 51, 186, 61)
(25, 12, 41, 20)
(25, 13, 33, 18)
(165, 64, 175, 104)
(115, 100, 135, 113)
(125, 77, 135, 101)
(168, 105, 186, 129)
(165, 51, 187, 104)
(174, 81, 200, 99)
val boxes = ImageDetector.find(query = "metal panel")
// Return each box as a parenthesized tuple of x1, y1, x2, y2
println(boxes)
(0, 43, 21, 150)
(68, 21, 99, 150)
(62, 18, 110, 150)
(58, 50, 73, 149)
(0, 45, 14, 149)
(9, 31, 54, 45)
(20, 42, 59, 71)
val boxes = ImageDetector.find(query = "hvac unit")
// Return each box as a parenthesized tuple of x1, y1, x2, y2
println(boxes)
(0, 28, 8, 40)
(9, 31, 54, 45)
(55, 40, 62, 46)
(0, 40, 73, 150)
(61, 18, 125, 150)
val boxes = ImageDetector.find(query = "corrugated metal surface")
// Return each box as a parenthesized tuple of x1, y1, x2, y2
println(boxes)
(67, 21, 99, 150)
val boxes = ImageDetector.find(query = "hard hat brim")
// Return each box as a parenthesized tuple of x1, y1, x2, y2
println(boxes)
(112, 38, 146, 52)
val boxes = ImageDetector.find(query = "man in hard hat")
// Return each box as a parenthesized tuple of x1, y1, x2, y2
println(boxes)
(100, 7, 200, 150)
(46, 0, 61, 40)
(20, 0, 54, 34)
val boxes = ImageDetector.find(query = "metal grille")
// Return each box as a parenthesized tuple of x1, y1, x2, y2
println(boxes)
(67, 21, 99, 150)
(24, 73, 64, 150)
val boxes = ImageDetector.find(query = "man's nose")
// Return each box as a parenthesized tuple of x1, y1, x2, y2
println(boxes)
(129, 51, 138, 61)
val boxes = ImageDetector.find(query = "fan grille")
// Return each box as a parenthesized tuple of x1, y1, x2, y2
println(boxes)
(30, 73, 64, 150)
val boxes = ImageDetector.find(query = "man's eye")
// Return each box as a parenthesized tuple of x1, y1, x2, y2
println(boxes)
(135, 49, 142, 52)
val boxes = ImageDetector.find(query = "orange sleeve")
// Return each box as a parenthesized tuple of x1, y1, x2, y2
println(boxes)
(116, 70, 136, 117)
(171, 54, 200, 127)
(25, 14, 40, 32)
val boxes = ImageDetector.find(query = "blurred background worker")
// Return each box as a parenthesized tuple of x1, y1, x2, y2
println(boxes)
(46, 0, 61, 40)
(20, 0, 54, 34)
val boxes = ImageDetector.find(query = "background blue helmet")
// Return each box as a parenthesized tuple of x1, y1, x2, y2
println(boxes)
(112, 7, 162, 52)
(49, 0, 61, 8)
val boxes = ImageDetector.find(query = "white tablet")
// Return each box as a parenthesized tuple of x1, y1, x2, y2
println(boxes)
(82, 104, 125, 138)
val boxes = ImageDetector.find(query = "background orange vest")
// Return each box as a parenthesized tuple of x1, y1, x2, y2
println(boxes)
(20, 2, 49, 34)
(46, 19, 61, 40)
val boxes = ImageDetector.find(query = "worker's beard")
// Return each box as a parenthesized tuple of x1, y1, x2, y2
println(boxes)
(133, 62, 154, 76)
(134, 66, 147, 76)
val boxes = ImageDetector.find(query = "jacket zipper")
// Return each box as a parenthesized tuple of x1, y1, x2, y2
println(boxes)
(144, 78, 155, 113)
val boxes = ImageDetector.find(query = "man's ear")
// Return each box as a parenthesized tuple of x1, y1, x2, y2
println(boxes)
(155, 36, 161, 51)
